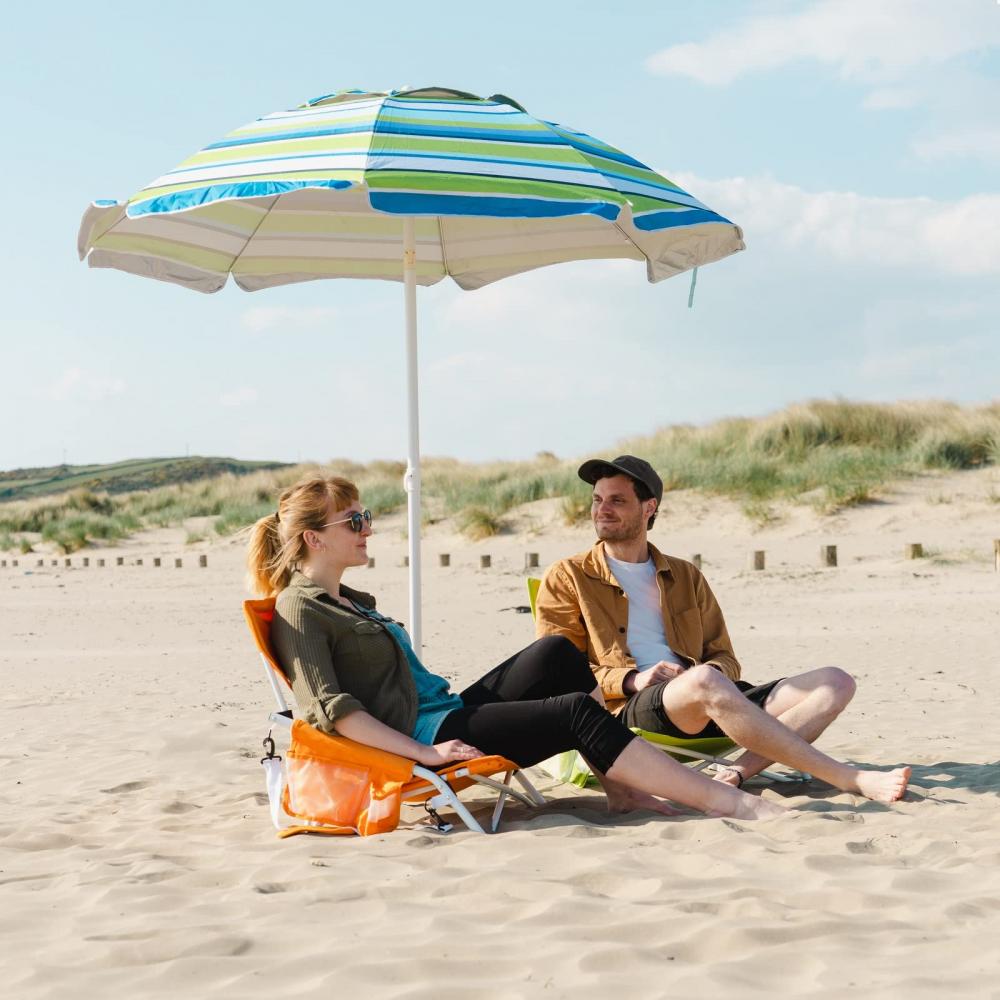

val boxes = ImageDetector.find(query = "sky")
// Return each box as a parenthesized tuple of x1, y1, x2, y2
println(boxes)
(2, 0, 998, 470)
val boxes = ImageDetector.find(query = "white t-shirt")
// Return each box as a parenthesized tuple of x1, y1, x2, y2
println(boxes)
(606, 554, 684, 671)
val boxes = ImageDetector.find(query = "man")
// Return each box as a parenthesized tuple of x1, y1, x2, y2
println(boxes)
(536, 455, 910, 803)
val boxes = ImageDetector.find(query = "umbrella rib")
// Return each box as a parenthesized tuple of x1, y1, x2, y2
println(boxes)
(529, 119, 626, 209)
(226, 194, 283, 280)
(610, 217, 651, 266)
(436, 215, 451, 277)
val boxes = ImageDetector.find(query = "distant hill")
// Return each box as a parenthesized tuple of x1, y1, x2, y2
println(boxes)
(0, 456, 291, 502)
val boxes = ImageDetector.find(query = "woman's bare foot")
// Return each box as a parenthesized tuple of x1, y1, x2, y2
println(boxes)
(853, 766, 911, 803)
(604, 787, 682, 817)
(706, 785, 787, 821)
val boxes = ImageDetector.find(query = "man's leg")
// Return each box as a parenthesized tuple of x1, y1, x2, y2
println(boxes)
(717, 667, 856, 784)
(660, 665, 909, 802)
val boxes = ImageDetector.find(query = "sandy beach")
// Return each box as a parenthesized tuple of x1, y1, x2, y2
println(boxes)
(2, 467, 999, 998)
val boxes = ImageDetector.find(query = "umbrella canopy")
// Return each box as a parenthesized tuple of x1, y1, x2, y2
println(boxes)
(78, 87, 744, 652)
(78, 87, 742, 292)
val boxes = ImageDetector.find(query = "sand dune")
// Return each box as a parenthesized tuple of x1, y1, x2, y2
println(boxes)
(2, 467, 999, 997)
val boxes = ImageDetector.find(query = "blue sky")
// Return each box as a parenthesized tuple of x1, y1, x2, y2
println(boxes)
(3, 0, 998, 469)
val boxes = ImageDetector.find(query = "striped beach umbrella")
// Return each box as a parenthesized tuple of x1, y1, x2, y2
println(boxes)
(78, 87, 744, 652)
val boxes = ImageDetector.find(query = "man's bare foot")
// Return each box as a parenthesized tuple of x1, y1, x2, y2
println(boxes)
(605, 787, 682, 817)
(853, 766, 911, 803)
(713, 765, 744, 788)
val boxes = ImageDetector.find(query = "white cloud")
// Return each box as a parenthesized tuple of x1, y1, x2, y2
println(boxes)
(861, 87, 920, 111)
(912, 127, 1000, 163)
(434, 258, 635, 344)
(853, 295, 999, 392)
(46, 368, 125, 402)
(240, 305, 340, 333)
(675, 172, 1000, 277)
(219, 386, 259, 407)
(645, 0, 1000, 87)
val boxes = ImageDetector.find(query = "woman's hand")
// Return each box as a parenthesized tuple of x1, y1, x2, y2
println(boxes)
(418, 740, 484, 767)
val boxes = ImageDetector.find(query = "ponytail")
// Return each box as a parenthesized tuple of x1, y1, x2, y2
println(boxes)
(246, 511, 286, 596)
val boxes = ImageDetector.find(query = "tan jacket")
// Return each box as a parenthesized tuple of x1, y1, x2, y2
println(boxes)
(535, 541, 741, 713)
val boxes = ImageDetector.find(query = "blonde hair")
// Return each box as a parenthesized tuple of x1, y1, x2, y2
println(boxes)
(246, 476, 359, 596)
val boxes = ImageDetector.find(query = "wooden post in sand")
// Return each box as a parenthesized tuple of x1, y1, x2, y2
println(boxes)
(64, 558, 72, 568)
(11, 559, 17, 568)
(366, 557, 374, 569)
(480, 554, 491, 569)
(994, 539, 1000, 573)
(199, 555, 208, 568)
(821, 545, 837, 567)
(82, 557, 89, 568)
(438, 553, 450, 567)
(116, 557, 124, 566)
(1, 560, 6, 568)
(403, 555, 409, 567)
(51, 559, 58, 567)
(690, 554, 702, 570)
(136, 558, 143, 566)
(525, 552, 539, 570)
(174, 558, 183, 568)
(36, 558, 44, 568)
(153, 557, 161, 568)
(98, 559, 105, 568)
(904, 543, 923, 560)
(751, 550, 766, 571)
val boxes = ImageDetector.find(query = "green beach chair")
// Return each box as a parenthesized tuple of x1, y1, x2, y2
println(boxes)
(526, 577, 808, 788)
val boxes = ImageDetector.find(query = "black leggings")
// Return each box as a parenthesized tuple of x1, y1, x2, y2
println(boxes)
(434, 635, 636, 773)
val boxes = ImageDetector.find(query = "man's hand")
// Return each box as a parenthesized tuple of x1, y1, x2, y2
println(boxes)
(623, 661, 686, 695)
(418, 739, 483, 767)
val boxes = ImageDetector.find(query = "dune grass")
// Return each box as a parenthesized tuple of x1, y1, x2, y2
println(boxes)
(1, 400, 997, 550)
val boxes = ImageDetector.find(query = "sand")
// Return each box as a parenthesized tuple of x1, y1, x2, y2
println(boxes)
(2, 467, 999, 998)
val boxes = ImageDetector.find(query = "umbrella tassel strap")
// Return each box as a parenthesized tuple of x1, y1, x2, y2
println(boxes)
(687, 266, 699, 309)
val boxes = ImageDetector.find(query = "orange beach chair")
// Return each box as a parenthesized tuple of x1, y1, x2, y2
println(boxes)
(243, 598, 546, 836)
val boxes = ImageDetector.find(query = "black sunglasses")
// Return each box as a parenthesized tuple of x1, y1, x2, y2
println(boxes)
(320, 509, 373, 533)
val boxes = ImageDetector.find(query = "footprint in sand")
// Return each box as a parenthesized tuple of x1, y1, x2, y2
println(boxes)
(405, 835, 441, 848)
(162, 800, 202, 814)
(100, 780, 151, 794)
(0, 871, 59, 886)
(846, 838, 879, 854)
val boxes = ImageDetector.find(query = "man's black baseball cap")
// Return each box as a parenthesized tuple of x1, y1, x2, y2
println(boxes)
(577, 455, 663, 504)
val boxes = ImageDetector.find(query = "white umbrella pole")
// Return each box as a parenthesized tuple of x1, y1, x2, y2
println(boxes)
(402, 218, 422, 656)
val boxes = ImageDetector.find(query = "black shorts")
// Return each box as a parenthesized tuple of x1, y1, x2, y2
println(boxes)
(618, 676, 784, 739)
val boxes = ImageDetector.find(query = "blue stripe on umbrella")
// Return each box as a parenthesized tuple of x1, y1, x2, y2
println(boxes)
(633, 207, 733, 231)
(128, 179, 353, 217)
(368, 191, 623, 219)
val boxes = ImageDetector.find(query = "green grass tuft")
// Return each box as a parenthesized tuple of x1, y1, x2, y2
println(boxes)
(457, 506, 504, 540)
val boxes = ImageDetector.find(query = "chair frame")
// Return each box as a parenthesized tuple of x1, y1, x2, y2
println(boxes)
(247, 600, 546, 835)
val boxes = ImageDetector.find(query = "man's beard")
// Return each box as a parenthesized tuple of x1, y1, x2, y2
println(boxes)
(594, 511, 644, 542)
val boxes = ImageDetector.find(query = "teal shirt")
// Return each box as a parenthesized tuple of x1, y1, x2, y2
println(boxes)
(354, 606, 463, 744)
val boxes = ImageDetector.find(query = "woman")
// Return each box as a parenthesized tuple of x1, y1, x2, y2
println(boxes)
(247, 476, 786, 822)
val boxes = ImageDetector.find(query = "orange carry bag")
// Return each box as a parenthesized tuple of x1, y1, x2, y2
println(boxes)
(277, 720, 416, 838)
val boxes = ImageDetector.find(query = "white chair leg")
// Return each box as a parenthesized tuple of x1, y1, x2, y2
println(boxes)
(467, 772, 539, 808)
(513, 770, 547, 805)
(489, 773, 512, 832)
(409, 766, 488, 834)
